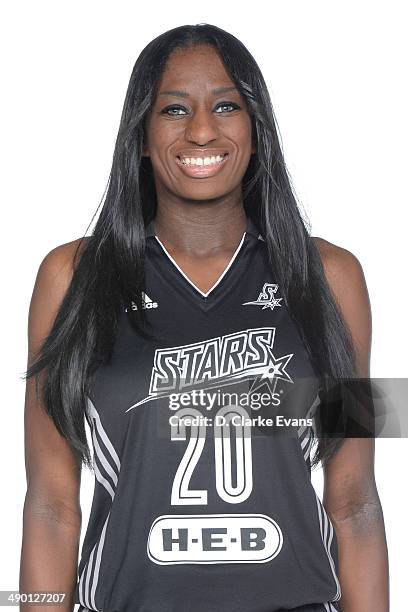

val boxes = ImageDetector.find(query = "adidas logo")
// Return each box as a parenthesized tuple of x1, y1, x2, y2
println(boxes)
(125, 292, 158, 312)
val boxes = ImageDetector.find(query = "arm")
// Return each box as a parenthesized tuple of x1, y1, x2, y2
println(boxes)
(314, 238, 389, 612)
(20, 239, 88, 611)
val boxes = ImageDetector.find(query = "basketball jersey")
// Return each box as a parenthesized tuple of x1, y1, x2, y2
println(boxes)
(74, 216, 341, 612)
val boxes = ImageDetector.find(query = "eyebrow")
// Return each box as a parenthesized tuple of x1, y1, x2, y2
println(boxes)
(158, 86, 238, 98)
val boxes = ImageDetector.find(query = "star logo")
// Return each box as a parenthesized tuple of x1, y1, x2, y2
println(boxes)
(248, 348, 293, 397)
(243, 283, 283, 311)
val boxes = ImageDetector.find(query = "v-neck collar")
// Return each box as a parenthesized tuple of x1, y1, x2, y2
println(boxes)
(154, 230, 246, 299)
(145, 216, 263, 303)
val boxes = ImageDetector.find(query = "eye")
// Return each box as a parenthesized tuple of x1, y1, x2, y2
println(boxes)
(161, 105, 188, 116)
(160, 101, 241, 117)
(215, 102, 241, 113)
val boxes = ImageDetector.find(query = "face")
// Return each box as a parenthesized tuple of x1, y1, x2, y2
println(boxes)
(143, 44, 255, 202)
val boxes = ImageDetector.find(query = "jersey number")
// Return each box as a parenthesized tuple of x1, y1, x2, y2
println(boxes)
(170, 405, 253, 505)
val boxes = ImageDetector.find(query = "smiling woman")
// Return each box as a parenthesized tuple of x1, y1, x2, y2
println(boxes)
(142, 46, 255, 195)
(20, 23, 388, 612)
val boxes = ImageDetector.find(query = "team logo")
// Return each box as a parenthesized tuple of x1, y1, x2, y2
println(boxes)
(125, 292, 158, 311)
(242, 283, 283, 311)
(125, 327, 293, 411)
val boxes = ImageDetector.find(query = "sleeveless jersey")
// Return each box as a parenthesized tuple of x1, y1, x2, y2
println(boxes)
(74, 216, 341, 612)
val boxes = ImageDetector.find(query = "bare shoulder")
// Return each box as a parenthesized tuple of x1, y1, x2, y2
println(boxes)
(34, 234, 91, 295)
(311, 235, 366, 294)
(311, 235, 372, 375)
(311, 234, 359, 266)
(28, 236, 91, 355)
(34, 236, 91, 300)
(39, 236, 91, 283)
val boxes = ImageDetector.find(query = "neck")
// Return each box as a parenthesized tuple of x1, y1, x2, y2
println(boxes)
(153, 198, 248, 255)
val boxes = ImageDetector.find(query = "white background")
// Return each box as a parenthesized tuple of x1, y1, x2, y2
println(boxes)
(1, 1, 406, 610)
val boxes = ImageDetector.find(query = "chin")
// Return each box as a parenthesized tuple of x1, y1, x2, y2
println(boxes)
(177, 182, 234, 200)
(180, 191, 229, 203)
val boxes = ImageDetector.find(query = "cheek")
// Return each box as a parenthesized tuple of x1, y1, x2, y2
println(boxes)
(149, 143, 178, 185)
(148, 126, 178, 164)
(233, 120, 254, 155)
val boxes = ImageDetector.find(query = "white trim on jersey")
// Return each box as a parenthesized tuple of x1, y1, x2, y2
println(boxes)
(324, 603, 339, 611)
(297, 390, 321, 463)
(154, 230, 247, 298)
(78, 398, 121, 612)
(315, 492, 342, 602)
(296, 391, 341, 607)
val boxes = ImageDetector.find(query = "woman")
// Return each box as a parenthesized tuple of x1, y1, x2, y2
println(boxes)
(20, 24, 388, 612)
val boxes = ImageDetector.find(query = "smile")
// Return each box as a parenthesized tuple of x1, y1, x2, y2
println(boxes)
(177, 153, 228, 166)
(175, 153, 229, 178)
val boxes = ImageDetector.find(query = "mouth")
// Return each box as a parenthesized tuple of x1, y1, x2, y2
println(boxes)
(175, 152, 229, 178)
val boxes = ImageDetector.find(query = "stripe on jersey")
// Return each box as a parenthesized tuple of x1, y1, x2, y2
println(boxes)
(296, 389, 321, 463)
(296, 391, 341, 605)
(315, 493, 342, 602)
(78, 398, 121, 612)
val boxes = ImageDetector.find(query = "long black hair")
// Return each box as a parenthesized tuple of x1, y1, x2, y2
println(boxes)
(23, 23, 359, 471)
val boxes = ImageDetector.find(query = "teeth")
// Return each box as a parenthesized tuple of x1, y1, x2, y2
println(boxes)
(180, 154, 226, 166)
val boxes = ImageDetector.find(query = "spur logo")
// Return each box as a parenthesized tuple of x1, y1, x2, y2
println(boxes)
(242, 283, 283, 311)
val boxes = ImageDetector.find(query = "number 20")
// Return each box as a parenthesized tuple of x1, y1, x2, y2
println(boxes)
(170, 405, 253, 505)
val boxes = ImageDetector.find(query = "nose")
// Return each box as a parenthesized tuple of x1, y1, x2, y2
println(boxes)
(184, 107, 219, 145)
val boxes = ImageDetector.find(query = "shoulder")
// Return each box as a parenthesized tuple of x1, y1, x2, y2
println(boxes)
(311, 236, 366, 298)
(311, 235, 372, 375)
(36, 236, 91, 292)
(40, 235, 91, 272)
(28, 237, 91, 352)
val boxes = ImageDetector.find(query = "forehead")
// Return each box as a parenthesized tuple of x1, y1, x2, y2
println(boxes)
(159, 45, 234, 90)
